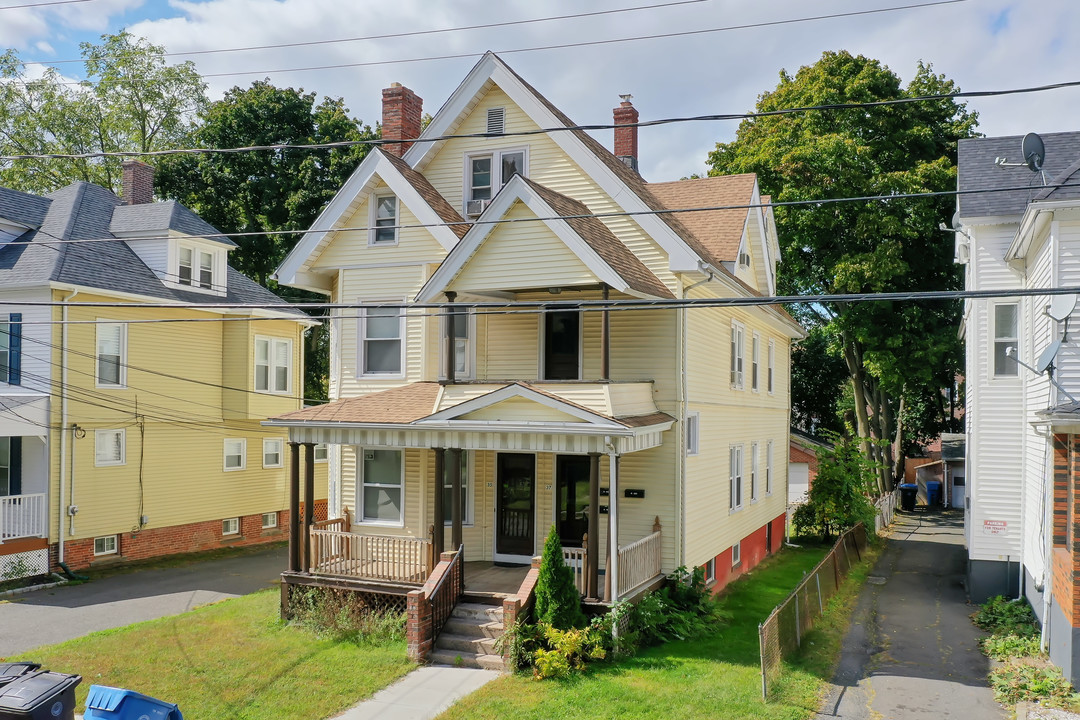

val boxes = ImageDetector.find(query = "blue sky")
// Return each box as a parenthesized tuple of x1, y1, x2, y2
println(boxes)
(3, 0, 1077, 181)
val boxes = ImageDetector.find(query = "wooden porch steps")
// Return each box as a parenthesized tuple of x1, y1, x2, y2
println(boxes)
(431, 601, 508, 672)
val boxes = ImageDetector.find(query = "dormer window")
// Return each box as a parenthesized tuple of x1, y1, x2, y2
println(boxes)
(465, 148, 527, 217)
(172, 240, 226, 296)
(179, 245, 214, 289)
(371, 194, 399, 246)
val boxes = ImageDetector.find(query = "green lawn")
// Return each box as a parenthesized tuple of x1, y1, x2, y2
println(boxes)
(438, 543, 880, 720)
(8, 589, 413, 720)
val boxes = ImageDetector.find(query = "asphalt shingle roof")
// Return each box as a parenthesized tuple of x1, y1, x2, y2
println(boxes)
(958, 131, 1080, 218)
(0, 187, 51, 229)
(110, 201, 237, 247)
(648, 175, 757, 264)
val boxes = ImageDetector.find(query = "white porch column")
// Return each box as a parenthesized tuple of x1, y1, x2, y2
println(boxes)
(608, 448, 619, 603)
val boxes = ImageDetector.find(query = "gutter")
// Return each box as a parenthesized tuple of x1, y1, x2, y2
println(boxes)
(58, 288, 78, 564)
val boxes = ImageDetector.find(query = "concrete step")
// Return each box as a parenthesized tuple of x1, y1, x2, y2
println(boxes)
(443, 617, 504, 638)
(436, 632, 498, 655)
(452, 602, 504, 622)
(461, 591, 512, 606)
(429, 649, 506, 672)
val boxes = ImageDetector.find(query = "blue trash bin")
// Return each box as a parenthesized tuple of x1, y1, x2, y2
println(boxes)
(84, 686, 182, 720)
(926, 480, 942, 507)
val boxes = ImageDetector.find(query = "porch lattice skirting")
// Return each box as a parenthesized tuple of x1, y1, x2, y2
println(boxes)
(0, 548, 49, 582)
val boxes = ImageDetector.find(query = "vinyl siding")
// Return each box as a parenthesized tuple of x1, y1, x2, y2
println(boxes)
(124, 238, 169, 280)
(0, 288, 53, 396)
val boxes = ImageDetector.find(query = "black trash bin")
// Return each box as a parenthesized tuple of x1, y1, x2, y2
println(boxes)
(899, 483, 918, 512)
(0, 671, 81, 720)
(0, 666, 40, 690)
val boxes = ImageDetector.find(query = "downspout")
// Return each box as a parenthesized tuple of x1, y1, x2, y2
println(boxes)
(58, 289, 78, 563)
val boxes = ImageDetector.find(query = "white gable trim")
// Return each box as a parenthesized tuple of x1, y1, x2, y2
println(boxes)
(403, 52, 702, 273)
(415, 174, 639, 302)
(420, 383, 622, 427)
(274, 150, 461, 287)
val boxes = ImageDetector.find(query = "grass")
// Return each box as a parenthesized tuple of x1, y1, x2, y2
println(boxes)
(6, 589, 413, 720)
(438, 541, 881, 720)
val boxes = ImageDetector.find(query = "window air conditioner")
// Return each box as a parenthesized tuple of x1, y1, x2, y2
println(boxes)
(466, 199, 490, 217)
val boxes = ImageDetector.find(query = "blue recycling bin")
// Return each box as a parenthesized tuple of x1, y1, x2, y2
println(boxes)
(926, 480, 942, 507)
(83, 686, 182, 720)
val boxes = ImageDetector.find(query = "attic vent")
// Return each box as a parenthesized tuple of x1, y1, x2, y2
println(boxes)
(739, 252, 751, 267)
(486, 107, 505, 135)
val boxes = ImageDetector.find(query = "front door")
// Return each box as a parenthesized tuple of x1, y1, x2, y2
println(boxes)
(495, 453, 536, 562)
(556, 455, 591, 549)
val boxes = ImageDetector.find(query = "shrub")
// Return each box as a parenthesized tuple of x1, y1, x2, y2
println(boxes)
(288, 587, 406, 645)
(497, 619, 609, 678)
(793, 433, 877, 540)
(981, 632, 1043, 661)
(973, 595, 1038, 636)
(534, 525, 587, 630)
(628, 566, 729, 648)
(989, 657, 1076, 706)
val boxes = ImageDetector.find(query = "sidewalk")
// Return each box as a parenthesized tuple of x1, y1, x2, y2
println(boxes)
(816, 510, 1004, 719)
(332, 666, 501, 720)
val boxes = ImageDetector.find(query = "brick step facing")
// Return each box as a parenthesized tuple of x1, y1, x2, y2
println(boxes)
(431, 601, 507, 671)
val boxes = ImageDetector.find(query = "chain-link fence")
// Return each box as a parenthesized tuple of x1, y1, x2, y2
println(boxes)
(759, 523, 869, 700)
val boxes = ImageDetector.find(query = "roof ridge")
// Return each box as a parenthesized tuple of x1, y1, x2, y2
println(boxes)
(48, 182, 91, 281)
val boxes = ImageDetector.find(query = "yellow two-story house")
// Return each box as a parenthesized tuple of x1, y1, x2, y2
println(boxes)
(268, 53, 803, 607)
(0, 165, 324, 578)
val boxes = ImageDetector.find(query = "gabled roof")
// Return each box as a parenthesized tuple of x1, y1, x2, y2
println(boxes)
(274, 382, 443, 424)
(416, 174, 674, 301)
(958, 132, 1080, 218)
(0, 187, 51, 229)
(380, 152, 468, 240)
(648, 174, 758, 264)
(110, 200, 237, 247)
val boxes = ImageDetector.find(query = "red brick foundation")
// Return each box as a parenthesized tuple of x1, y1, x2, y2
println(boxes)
(706, 511, 787, 594)
(53, 500, 327, 571)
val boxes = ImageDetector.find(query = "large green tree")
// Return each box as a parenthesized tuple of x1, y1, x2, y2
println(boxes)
(156, 81, 378, 400)
(709, 51, 978, 492)
(0, 32, 207, 194)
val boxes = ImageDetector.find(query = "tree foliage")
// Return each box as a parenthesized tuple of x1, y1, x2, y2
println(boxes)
(792, 433, 877, 540)
(534, 525, 587, 630)
(0, 32, 207, 195)
(709, 51, 979, 490)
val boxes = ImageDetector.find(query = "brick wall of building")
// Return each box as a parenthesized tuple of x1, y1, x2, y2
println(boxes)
(706, 512, 786, 594)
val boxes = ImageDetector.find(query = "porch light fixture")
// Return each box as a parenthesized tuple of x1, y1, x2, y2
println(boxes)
(547, 287, 562, 294)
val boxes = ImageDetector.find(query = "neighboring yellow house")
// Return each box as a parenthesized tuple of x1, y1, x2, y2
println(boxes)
(270, 53, 803, 608)
(0, 167, 324, 577)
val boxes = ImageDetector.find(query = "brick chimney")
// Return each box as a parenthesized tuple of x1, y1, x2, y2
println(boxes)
(613, 95, 639, 172)
(381, 83, 423, 157)
(121, 160, 155, 205)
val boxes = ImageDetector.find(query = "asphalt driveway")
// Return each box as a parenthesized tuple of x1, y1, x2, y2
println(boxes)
(0, 544, 287, 657)
(816, 510, 1005, 720)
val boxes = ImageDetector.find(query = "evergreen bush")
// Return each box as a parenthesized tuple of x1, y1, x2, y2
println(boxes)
(534, 525, 587, 630)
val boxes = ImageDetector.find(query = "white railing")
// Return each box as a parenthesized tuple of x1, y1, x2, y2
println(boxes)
(0, 493, 47, 541)
(875, 488, 900, 532)
(562, 546, 587, 595)
(618, 529, 662, 597)
(309, 529, 432, 584)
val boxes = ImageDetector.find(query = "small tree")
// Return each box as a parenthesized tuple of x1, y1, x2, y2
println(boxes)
(793, 432, 877, 540)
(534, 525, 587, 630)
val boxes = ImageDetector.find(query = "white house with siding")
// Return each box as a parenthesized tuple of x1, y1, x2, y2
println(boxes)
(957, 130, 1080, 684)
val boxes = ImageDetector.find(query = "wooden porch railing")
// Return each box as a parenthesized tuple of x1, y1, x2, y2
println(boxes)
(562, 545, 587, 595)
(308, 529, 432, 584)
(618, 525, 662, 597)
(0, 493, 47, 541)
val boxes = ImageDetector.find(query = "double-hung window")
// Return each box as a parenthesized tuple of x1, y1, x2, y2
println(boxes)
(730, 322, 745, 389)
(371, 194, 398, 245)
(751, 333, 761, 392)
(0, 313, 21, 385)
(993, 303, 1019, 377)
(263, 438, 283, 468)
(686, 413, 700, 456)
(360, 449, 403, 525)
(766, 440, 773, 495)
(465, 146, 526, 213)
(767, 340, 775, 394)
(95, 429, 125, 467)
(314, 443, 328, 462)
(729, 444, 744, 510)
(442, 450, 472, 526)
(359, 304, 404, 376)
(750, 442, 758, 501)
(224, 439, 246, 471)
(255, 336, 292, 393)
(96, 322, 126, 387)
(732, 541, 742, 567)
(179, 245, 215, 290)
(443, 307, 472, 379)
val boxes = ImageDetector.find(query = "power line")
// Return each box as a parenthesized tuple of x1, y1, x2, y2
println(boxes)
(9, 180, 1080, 248)
(22, 0, 714, 65)
(0, 0, 90, 9)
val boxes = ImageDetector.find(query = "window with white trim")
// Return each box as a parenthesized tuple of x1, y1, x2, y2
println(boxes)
(96, 322, 126, 387)
(359, 304, 404, 376)
(95, 429, 125, 467)
(465, 148, 527, 213)
(729, 444, 743, 510)
(730, 322, 745, 389)
(766, 440, 773, 495)
(263, 438, 283, 468)
(750, 442, 758, 501)
(442, 307, 473, 379)
(255, 336, 292, 394)
(314, 443, 328, 462)
(94, 535, 117, 556)
(261, 512, 278, 529)
(704, 557, 716, 584)
(752, 334, 761, 391)
(993, 303, 1019, 377)
(0, 313, 22, 386)
(371, 193, 399, 245)
(179, 244, 216, 290)
(359, 448, 404, 524)
(224, 439, 246, 471)
(767, 339, 775, 394)
(442, 450, 473, 526)
(222, 517, 240, 535)
(686, 413, 700, 456)
(732, 541, 742, 567)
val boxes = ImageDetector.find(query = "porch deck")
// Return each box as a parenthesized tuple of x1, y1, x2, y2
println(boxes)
(463, 562, 530, 595)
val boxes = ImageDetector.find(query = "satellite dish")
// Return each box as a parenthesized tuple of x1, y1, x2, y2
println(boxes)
(1023, 132, 1046, 172)
(1036, 340, 1063, 373)
(1047, 294, 1078, 322)
(951, 210, 961, 230)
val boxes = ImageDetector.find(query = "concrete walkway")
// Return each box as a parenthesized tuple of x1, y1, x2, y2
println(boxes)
(0, 544, 286, 656)
(816, 510, 1005, 720)
(332, 666, 501, 720)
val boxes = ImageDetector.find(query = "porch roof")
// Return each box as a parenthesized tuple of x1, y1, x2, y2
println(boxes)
(0, 395, 48, 439)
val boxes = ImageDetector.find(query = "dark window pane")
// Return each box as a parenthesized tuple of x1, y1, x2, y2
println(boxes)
(543, 310, 580, 380)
